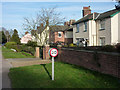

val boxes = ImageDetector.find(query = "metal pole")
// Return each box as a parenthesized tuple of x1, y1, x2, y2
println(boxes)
(52, 57, 54, 80)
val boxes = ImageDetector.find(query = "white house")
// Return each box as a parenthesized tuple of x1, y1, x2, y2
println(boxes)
(20, 32, 32, 44)
(73, 6, 120, 46)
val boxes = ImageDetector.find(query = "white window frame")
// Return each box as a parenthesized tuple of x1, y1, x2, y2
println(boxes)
(100, 19, 105, 30)
(100, 37, 105, 46)
(58, 32, 62, 38)
(84, 21, 87, 32)
(76, 24, 79, 33)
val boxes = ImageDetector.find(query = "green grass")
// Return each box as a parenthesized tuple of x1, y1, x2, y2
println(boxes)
(9, 62, 120, 88)
(2, 46, 35, 58)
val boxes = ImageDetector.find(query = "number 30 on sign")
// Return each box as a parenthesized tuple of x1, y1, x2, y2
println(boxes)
(50, 48, 58, 57)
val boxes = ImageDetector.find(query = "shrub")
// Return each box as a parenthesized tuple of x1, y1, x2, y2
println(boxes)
(21, 45, 35, 56)
(116, 43, 120, 53)
(64, 45, 69, 47)
(69, 43, 77, 47)
(26, 41, 37, 47)
(5, 42, 17, 49)
(101, 45, 116, 52)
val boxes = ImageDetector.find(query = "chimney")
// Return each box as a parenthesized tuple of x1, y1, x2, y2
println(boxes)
(40, 23, 43, 27)
(69, 19, 75, 25)
(37, 26, 40, 30)
(82, 6, 91, 17)
(25, 31, 29, 35)
(64, 21, 69, 26)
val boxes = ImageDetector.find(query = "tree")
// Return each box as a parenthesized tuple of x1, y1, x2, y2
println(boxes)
(4, 30, 11, 42)
(10, 29, 20, 44)
(1, 31, 7, 44)
(23, 7, 65, 46)
(115, 0, 120, 9)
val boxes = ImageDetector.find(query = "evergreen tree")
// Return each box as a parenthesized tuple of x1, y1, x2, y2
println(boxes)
(10, 29, 20, 44)
(1, 31, 7, 44)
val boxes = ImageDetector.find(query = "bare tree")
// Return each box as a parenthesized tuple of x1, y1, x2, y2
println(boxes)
(23, 7, 65, 46)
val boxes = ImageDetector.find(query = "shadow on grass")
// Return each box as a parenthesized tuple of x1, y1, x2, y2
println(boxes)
(41, 64, 52, 79)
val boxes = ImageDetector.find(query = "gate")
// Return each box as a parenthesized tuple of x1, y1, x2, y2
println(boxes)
(39, 47, 43, 59)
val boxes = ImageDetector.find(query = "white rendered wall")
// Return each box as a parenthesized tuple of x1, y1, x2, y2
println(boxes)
(89, 20, 97, 46)
(118, 13, 120, 43)
(65, 31, 73, 38)
(111, 13, 119, 45)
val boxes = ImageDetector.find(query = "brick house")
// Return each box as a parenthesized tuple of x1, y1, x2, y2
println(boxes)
(73, 6, 120, 46)
(49, 20, 75, 45)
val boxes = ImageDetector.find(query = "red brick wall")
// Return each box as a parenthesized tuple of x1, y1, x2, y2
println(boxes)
(54, 32, 65, 43)
(49, 31, 65, 43)
(43, 45, 50, 60)
(57, 48, 120, 78)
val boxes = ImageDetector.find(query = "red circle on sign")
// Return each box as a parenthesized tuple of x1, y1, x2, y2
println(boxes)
(50, 48, 58, 57)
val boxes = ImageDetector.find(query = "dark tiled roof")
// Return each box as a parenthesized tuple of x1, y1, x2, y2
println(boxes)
(97, 8, 120, 20)
(65, 26, 73, 31)
(49, 25, 70, 32)
(72, 13, 99, 25)
(73, 8, 120, 25)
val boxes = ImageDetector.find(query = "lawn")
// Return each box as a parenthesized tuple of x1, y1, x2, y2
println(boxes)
(2, 46, 35, 58)
(9, 62, 120, 88)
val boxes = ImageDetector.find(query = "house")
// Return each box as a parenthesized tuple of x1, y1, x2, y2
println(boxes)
(35, 20, 75, 46)
(49, 20, 75, 45)
(35, 23, 49, 46)
(20, 32, 32, 44)
(73, 6, 120, 46)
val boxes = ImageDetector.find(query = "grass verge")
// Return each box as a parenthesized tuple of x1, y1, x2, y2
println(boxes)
(9, 62, 120, 88)
(2, 46, 35, 58)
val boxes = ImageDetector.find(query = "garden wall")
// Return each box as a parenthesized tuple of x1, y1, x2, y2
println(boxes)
(57, 47, 120, 78)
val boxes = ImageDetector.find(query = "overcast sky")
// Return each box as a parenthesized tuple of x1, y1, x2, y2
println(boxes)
(1, 0, 117, 37)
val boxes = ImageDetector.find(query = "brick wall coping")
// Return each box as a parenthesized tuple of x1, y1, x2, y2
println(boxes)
(61, 48, 120, 56)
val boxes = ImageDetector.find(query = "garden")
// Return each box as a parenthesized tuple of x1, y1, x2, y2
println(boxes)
(9, 62, 120, 88)
(2, 45, 35, 59)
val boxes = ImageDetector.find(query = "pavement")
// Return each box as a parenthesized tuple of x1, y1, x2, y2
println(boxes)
(0, 46, 2, 89)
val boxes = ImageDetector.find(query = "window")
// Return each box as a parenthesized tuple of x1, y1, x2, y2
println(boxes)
(100, 19, 105, 30)
(84, 21, 87, 32)
(58, 32, 62, 38)
(76, 24, 79, 33)
(100, 37, 105, 46)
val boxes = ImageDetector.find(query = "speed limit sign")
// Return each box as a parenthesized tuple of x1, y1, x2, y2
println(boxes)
(50, 48, 58, 57)
(49, 48, 58, 81)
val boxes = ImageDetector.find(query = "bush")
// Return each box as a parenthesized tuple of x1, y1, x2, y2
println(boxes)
(20, 45, 36, 56)
(101, 45, 116, 52)
(5, 42, 17, 49)
(26, 41, 37, 47)
(69, 43, 77, 47)
(116, 43, 120, 53)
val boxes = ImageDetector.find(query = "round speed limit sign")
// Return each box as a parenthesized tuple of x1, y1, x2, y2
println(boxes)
(50, 48, 58, 57)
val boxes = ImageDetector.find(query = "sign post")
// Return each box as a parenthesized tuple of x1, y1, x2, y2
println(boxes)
(49, 48, 58, 81)
(52, 57, 54, 80)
